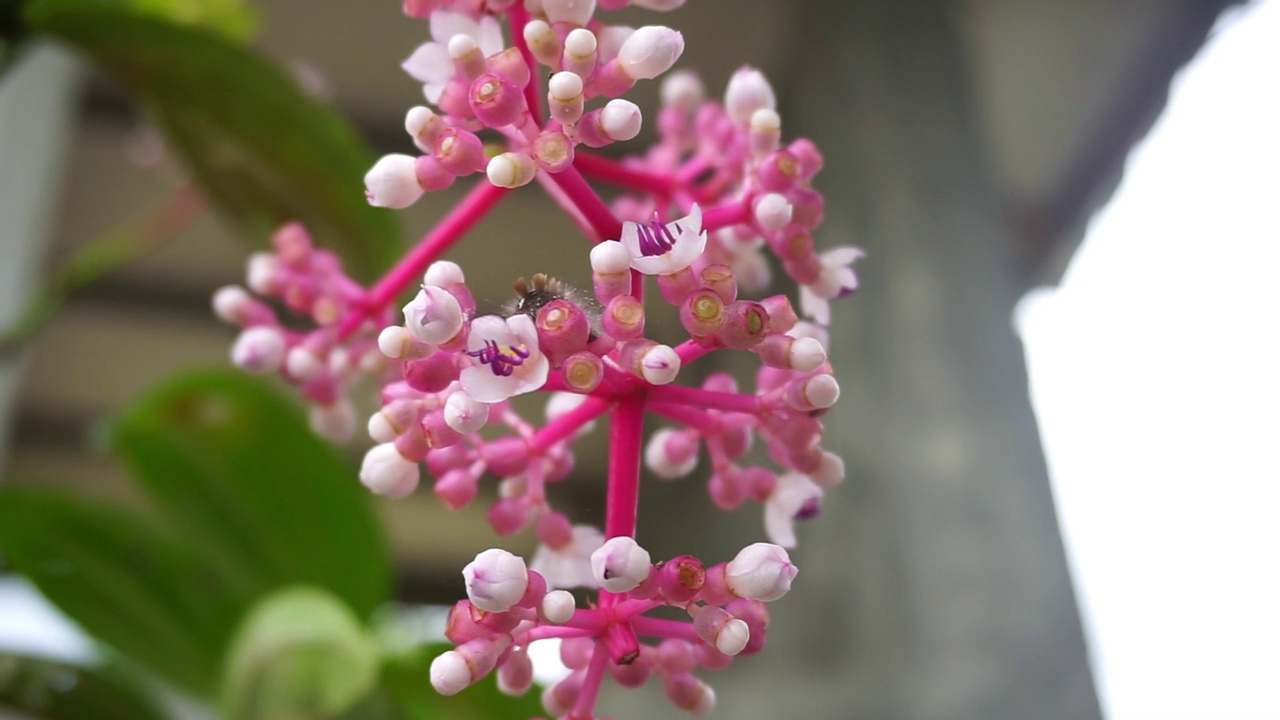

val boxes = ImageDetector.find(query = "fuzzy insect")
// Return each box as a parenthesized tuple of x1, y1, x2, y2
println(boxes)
(502, 273, 604, 340)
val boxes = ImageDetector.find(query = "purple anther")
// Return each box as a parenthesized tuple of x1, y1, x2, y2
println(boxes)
(636, 216, 683, 257)
(795, 497, 822, 521)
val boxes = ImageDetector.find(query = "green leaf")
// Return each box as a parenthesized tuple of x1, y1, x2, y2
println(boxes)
(121, 0, 258, 40)
(112, 369, 392, 619)
(221, 586, 378, 720)
(25, 0, 401, 280)
(0, 653, 167, 720)
(377, 644, 545, 720)
(0, 491, 258, 694)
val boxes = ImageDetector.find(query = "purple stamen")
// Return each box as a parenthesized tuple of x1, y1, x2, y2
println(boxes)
(466, 339, 529, 377)
(795, 498, 822, 521)
(636, 216, 682, 257)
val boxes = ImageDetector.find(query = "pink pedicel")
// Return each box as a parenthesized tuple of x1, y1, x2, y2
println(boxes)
(213, 2, 861, 717)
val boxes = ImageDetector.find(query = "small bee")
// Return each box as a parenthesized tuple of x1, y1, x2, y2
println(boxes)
(502, 273, 604, 340)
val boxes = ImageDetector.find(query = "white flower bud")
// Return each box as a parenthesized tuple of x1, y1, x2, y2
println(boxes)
(640, 344, 681, 385)
(444, 391, 489, 434)
(429, 651, 471, 696)
(724, 66, 776, 125)
(310, 400, 356, 441)
(601, 99, 642, 141)
(644, 428, 697, 479)
(231, 326, 285, 372)
(447, 33, 478, 60)
(789, 336, 826, 373)
(424, 260, 465, 287)
(590, 240, 632, 274)
(616, 25, 684, 80)
(799, 374, 839, 410)
(403, 286, 463, 345)
(486, 152, 538, 188)
(753, 192, 793, 230)
(812, 450, 845, 488)
(541, 589, 576, 624)
(543, 0, 596, 26)
(378, 326, 410, 359)
(367, 412, 397, 443)
(725, 542, 798, 601)
(750, 107, 781, 134)
(549, 71, 584, 101)
(359, 443, 420, 498)
(564, 28, 597, 58)
(212, 285, 252, 324)
(590, 536, 651, 593)
(364, 154, 424, 209)
(596, 25, 634, 62)
(286, 346, 324, 381)
(246, 253, 276, 294)
(464, 548, 530, 612)
(715, 618, 750, 655)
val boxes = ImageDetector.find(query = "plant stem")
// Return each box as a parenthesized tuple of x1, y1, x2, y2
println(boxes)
(572, 640, 611, 719)
(702, 198, 752, 232)
(573, 152, 676, 198)
(545, 165, 623, 242)
(508, 4, 544, 127)
(646, 384, 762, 415)
(631, 616, 700, 642)
(604, 392, 646, 539)
(528, 396, 612, 454)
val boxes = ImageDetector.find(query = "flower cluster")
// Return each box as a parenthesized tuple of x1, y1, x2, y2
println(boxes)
(214, 1, 860, 717)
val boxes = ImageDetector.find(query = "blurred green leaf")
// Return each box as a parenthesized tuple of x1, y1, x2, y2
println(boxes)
(122, 0, 258, 40)
(113, 369, 392, 619)
(25, 0, 401, 280)
(0, 652, 167, 720)
(377, 643, 545, 720)
(0, 491, 258, 695)
(221, 586, 378, 720)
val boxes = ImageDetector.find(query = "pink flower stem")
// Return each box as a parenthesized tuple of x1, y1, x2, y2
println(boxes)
(573, 640, 611, 719)
(648, 401, 721, 435)
(528, 396, 613, 454)
(337, 182, 508, 339)
(674, 339, 719, 366)
(701, 198, 752, 232)
(631, 616, 700, 642)
(534, 172, 599, 243)
(545, 165, 624, 242)
(507, 4, 544, 127)
(522, 625, 597, 642)
(537, 370, 624, 398)
(646, 383, 762, 415)
(677, 155, 712, 185)
(605, 392, 646, 539)
(573, 152, 676, 198)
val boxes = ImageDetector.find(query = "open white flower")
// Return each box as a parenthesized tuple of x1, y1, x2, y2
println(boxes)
(529, 525, 605, 589)
(619, 204, 707, 275)
(799, 246, 863, 325)
(460, 314, 548, 403)
(763, 472, 823, 548)
(403, 10, 505, 104)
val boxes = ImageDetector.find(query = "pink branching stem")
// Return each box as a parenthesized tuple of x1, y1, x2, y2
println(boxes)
(676, 155, 712, 185)
(605, 622, 640, 663)
(528, 396, 613, 454)
(537, 370, 624, 398)
(337, 182, 508, 339)
(674, 339, 719, 366)
(573, 152, 676, 198)
(702, 198, 752, 232)
(573, 640, 611, 719)
(507, 5, 543, 127)
(631, 616, 700, 642)
(646, 383, 762, 415)
(521, 625, 597, 642)
(648, 401, 720, 435)
(605, 392, 646, 539)
(546, 166, 624, 242)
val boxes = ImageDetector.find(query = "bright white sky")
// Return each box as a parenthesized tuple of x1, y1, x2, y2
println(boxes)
(1015, 1, 1280, 718)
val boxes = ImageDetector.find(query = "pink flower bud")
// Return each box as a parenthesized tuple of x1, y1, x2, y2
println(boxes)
(679, 289, 726, 338)
(444, 391, 489, 434)
(609, 651, 652, 687)
(691, 604, 749, 656)
(560, 637, 594, 669)
(430, 637, 510, 695)
(211, 285, 253, 324)
(285, 345, 325, 382)
(757, 149, 801, 193)
(788, 137, 824, 179)
(724, 66, 776, 125)
(589, 58, 636, 98)
(480, 437, 530, 476)
(658, 554, 705, 603)
(364, 154, 424, 208)
(469, 73, 525, 128)
(562, 28, 597, 78)
(414, 155, 457, 192)
(656, 639, 696, 674)
(617, 25, 684, 80)
(717, 300, 770, 350)
(359, 443, 420, 498)
(760, 294, 799, 333)
(726, 542, 797, 602)
(447, 33, 487, 81)
(463, 548, 530, 613)
(699, 264, 737, 302)
(497, 647, 534, 696)
(309, 400, 355, 441)
(434, 467, 479, 510)
(644, 427, 698, 479)
(486, 152, 538, 188)
(784, 373, 840, 411)
(487, 496, 531, 536)
(540, 589, 576, 624)
(812, 450, 845, 488)
(434, 127, 487, 176)
(405, 105, 445, 151)
(402, 352, 459, 393)
(591, 536, 652, 592)
(421, 411, 463, 449)
(231, 326, 286, 372)
(543, 0, 596, 25)
(663, 673, 716, 716)
(485, 46, 530, 88)
(603, 296, 645, 340)
(561, 351, 605, 393)
(749, 107, 781, 157)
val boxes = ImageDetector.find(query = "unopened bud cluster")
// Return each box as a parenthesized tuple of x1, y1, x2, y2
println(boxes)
(215, 1, 861, 718)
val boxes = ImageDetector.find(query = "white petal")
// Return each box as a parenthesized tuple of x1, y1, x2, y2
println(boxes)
(629, 251, 677, 275)
(764, 502, 798, 548)
(823, 246, 865, 266)
(799, 285, 831, 326)
(430, 10, 478, 44)
(675, 203, 702, 235)
(403, 42, 452, 85)
(424, 81, 449, 106)
(619, 221, 642, 259)
(512, 354, 550, 396)
(664, 228, 706, 273)
(476, 15, 506, 58)
(461, 365, 520, 403)
(468, 314, 516, 350)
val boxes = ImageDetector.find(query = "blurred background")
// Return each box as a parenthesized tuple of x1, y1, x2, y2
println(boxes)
(2, 0, 1277, 718)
